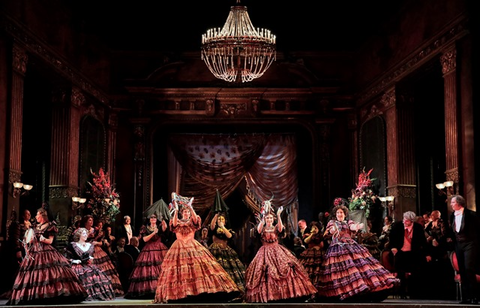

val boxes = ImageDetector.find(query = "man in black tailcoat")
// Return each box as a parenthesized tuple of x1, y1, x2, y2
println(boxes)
(389, 210, 431, 299)
(449, 194, 480, 305)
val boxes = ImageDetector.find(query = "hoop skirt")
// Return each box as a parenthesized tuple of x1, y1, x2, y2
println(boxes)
(318, 219, 399, 301)
(125, 227, 168, 299)
(298, 235, 325, 290)
(209, 230, 246, 293)
(154, 219, 240, 303)
(65, 242, 115, 301)
(244, 228, 317, 303)
(92, 244, 124, 296)
(7, 224, 87, 305)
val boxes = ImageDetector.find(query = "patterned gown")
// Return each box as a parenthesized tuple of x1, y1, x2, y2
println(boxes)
(65, 242, 115, 301)
(124, 225, 169, 299)
(88, 227, 124, 296)
(7, 222, 88, 305)
(244, 226, 317, 303)
(298, 232, 325, 291)
(318, 219, 399, 300)
(154, 217, 240, 303)
(208, 226, 246, 293)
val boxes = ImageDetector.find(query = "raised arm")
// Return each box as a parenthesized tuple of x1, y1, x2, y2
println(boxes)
(276, 206, 284, 231)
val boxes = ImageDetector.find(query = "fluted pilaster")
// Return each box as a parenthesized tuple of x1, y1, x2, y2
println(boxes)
(440, 48, 459, 183)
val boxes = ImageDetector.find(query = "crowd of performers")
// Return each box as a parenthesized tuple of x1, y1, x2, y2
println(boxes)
(1, 193, 475, 304)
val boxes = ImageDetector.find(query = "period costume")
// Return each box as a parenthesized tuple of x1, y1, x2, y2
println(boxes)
(125, 224, 168, 299)
(298, 225, 325, 292)
(154, 197, 240, 303)
(209, 223, 246, 293)
(7, 222, 87, 305)
(65, 241, 115, 301)
(318, 219, 398, 300)
(87, 226, 124, 296)
(245, 225, 317, 302)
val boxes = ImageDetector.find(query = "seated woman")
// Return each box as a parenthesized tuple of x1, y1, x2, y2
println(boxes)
(82, 215, 124, 296)
(65, 228, 115, 301)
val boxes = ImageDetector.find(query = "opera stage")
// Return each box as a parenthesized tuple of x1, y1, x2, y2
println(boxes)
(0, 297, 472, 308)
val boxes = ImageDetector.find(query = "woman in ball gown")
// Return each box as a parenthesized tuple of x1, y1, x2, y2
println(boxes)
(208, 212, 246, 293)
(298, 221, 325, 297)
(7, 207, 88, 305)
(124, 213, 169, 299)
(244, 202, 317, 303)
(65, 228, 115, 301)
(154, 193, 241, 303)
(82, 215, 124, 296)
(317, 201, 399, 301)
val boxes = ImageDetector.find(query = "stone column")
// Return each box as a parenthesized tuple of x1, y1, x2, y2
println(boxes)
(5, 44, 28, 221)
(49, 86, 83, 225)
(382, 87, 417, 220)
(440, 48, 459, 192)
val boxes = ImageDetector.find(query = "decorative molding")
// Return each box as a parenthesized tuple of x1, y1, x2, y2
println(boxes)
(205, 99, 215, 116)
(357, 17, 468, 105)
(440, 47, 457, 75)
(133, 125, 145, 161)
(71, 87, 86, 108)
(4, 16, 109, 104)
(52, 87, 68, 106)
(446, 168, 459, 183)
(381, 87, 396, 109)
(108, 112, 118, 128)
(218, 102, 248, 118)
(363, 104, 383, 121)
(8, 169, 22, 184)
(387, 184, 417, 199)
(12, 44, 27, 75)
(49, 186, 75, 199)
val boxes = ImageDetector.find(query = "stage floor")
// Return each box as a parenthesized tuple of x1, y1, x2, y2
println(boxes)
(0, 297, 472, 308)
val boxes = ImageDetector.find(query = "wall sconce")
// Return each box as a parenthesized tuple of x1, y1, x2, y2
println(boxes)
(12, 182, 33, 198)
(436, 180, 454, 196)
(72, 196, 87, 210)
(379, 195, 395, 219)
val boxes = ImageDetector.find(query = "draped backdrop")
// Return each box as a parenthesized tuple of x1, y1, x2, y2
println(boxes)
(167, 133, 299, 227)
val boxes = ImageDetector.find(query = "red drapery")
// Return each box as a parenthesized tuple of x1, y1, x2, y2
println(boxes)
(167, 133, 299, 223)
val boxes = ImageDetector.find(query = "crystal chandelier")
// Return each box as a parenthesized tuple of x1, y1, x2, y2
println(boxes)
(201, 0, 276, 83)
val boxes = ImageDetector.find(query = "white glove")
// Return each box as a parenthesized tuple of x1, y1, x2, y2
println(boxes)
(72, 260, 81, 264)
(39, 235, 47, 242)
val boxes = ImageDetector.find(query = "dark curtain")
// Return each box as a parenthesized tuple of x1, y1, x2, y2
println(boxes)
(167, 133, 299, 222)
(168, 134, 267, 214)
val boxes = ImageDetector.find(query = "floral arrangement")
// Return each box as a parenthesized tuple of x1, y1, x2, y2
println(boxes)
(348, 167, 377, 218)
(86, 168, 121, 223)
